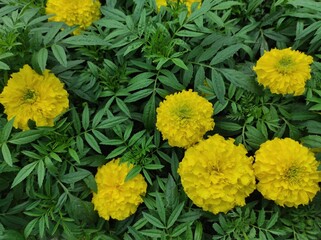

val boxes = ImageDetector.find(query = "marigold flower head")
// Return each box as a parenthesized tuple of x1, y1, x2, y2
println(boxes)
(155, 0, 201, 12)
(46, 0, 101, 35)
(253, 48, 313, 96)
(156, 89, 214, 148)
(0, 65, 69, 130)
(254, 138, 321, 207)
(178, 134, 256, 214)
(92, 159, 147, 220)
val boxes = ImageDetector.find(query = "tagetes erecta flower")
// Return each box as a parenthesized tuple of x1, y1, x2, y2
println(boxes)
(155, 0, 201, 12)
(45, 0, 101, 35)
(253, 48, 313, 96)
(0, 65, 69, 130)
(178, 134, 256, 214)
(92, 159, 147, 220)
(156, 89, 214, 148)
(254, 138, 320, 207)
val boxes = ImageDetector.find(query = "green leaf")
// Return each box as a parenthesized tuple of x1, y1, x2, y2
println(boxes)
(219, 68, 262, 94)
(60, 169, 91, 184)
(62, 35, 109, 46)
(24, 218, 38, 239)
(140, 229, 164, 238)
(167, 202, 185, 228)
(142, 95, 156, 130)
(171, 58, 188, 70)
(68, 148, 80, 163)
(37, 160, 45, 188)
(97, 116, 128, 129)
(211, 69, 226, 104)
(212, 1, 243, 10)
(84, 133, 101, 153)
(1, 143, 12, 167)
(266, 212, 278, 229)
(142, 212, 166, 229)
(210, 44, 242, 65)
(51, 44, 67, 67)
(194, 222, 203, 240)
(82, 103, 90, 130)
(155, 192, 166, 225)
(11, 161, 38, 188)
(158, 75, 184, 91)
(0, 61, 10, 70)
(301, 135, 321, 148)
(257, 209, 265, 227)
(116, 98, 131, 118)
(171, 223, 188, 237)
(37, 48, 48, 73)
(125, 165, 142, 182)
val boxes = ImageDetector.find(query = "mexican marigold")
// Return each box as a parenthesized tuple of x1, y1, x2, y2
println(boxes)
(253, 138, 321, 207)
(0, 65, 69, 130)
(45, 0, 101, 35)
(156, 89, 214, 148)
(92, 159, 147, 221)
(253, 48, 313, 96)
(177, 134, 256, 214)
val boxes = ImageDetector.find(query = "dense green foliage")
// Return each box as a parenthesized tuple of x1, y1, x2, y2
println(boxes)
(0, 0, 321, 239)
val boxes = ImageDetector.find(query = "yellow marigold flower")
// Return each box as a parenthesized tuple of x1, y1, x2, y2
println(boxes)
(155, 0, 201, 12)
(0, 65, 69, 130)
(156, 89, 214, 148)
(92, 159, 147, 221)
(254, 138, 321, 207)
(253, 48, 313, 96)
(46, 0, 101, 35)
(178, 134, 256, 214)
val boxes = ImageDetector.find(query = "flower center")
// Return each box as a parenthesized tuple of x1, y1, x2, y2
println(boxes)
(176, 106, 192, 120)
(276, 56, 295, 74)
(23, 89, 37, 103)
(285, 166, 300, 182)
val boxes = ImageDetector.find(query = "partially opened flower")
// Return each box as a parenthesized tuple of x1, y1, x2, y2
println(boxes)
(155, 0, 201, 12)
(254, 138, 320, 207)
(0, 65, 69, 130)
(92, 159, 147, 221)
(178, 134, 256, 214)
(46, 0, 101, 35)
(253, 48, 313, 96)
(156, 89, 214, 148)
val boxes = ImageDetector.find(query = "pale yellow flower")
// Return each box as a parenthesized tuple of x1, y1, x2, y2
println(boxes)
(254, 138, 320, 207)
(253, 48, 313, 96)
(156, 89, 214, 148)
(178, 134, 256, 214)
(0, 65, 69, 130)
(46, 0, 101, 35)
(92, 159, 147, 220)
(155, 0, 201, 12)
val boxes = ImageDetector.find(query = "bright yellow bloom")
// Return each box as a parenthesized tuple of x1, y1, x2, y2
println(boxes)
(46, 0, 101, 35)
(155, 0, 201, 12)
(0, 65, 69, 130)
(178, 134, 256, 214)
(254, 138, 320, 207)
(156, 89, 214, 148)
(92, 159, 147, 220)
(253, 48, 313, 96)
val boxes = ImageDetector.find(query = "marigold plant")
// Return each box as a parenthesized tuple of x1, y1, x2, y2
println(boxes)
(0, 64, 69, 130)
(46, 0, 101, 35)
(155, 0, 201, 12)
(156, 89, 214, 148)
(92, 159, 147, 221)
(253, 48, 313, 96)
(177, 134, 256, 214)
(253, 138, 321, 207)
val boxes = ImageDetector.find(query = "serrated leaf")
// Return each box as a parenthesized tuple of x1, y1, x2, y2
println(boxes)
(167, 202, 185, 228)
(171, 58, 188, 70)
(51, 44, 67, 67)
(0, 61, 10, 70)
(266, 212, 278, 229)
(82, 103, 90, 130)
(97, 116, 128, 129)
(1, 143, 12, 167)
(155, 192, 166, 225)
(62, 35, 109, 46)
(125, 165, 142, 182)
(210, 44, 242, 65)
(142, 212, 166, 229)
(211, 69, 226, 104)
(11, 161, 38, 188)
(257, 209, 265, 227)
(84, 133, 101, 153)
(142, 95, 156, 130)
(60, 169, 91, 184)
(37, 48, 48, 73)
(37, 160, 45, 188)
